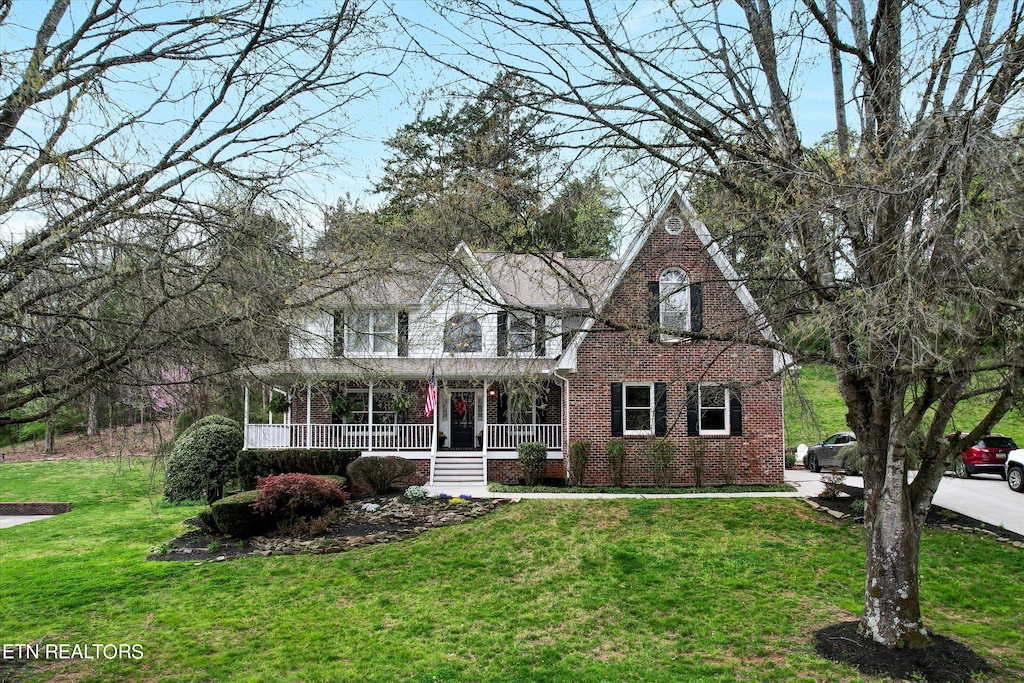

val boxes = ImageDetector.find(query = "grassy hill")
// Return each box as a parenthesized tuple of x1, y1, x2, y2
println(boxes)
(785, 364, 1024, 448)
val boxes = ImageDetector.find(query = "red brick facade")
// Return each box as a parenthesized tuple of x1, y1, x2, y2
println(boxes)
(567, 208, 784, 486)
(253, 196, 784, 488)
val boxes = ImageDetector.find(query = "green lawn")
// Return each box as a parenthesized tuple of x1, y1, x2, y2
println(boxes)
(785, 364, 1024, 448)
(1, 459, 1022, 682)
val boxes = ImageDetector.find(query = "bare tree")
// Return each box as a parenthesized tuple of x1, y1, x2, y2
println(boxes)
(0, 0, 395, 426)
(410, 0, 1024, 649)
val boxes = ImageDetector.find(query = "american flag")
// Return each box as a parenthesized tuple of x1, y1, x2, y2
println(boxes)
(424, 368, 437, 417)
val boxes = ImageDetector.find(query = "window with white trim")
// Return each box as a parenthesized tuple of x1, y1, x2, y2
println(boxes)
(624, 383, 654, 434)
(660, 268, 690, 334)
(332, 389, 396, 425)
(509, 315, 534, 354)
(444, 314, 482, 353)
(699, 385, 729, 435)
(346, 311, 397, 355)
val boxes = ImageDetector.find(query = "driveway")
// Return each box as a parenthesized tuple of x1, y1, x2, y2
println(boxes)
(786, 469, 1024, 536)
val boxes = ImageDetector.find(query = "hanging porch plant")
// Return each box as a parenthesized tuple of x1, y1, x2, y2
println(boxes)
(268, 392, 291, 414)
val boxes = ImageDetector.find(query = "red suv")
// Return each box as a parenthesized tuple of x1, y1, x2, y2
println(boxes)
(947, 433, 1017, 479)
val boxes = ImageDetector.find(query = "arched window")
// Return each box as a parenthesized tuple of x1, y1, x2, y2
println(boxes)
(444, 314, 482, 352)
(660, 269, 689, 332)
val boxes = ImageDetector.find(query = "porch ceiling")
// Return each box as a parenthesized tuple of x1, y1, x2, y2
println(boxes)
(241, 357, 560, 383)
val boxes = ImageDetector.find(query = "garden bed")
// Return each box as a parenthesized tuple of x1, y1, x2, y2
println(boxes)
(806, 484, 1024, 545)
(149, 494, 508, 562)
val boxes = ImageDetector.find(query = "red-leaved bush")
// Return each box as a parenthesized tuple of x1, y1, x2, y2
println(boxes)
(251, 473, 348, 520)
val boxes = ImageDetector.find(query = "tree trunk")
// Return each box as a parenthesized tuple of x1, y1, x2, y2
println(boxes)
(860, 453, 930, 648)
(87, 390, 99, 437)
(44, 417, 55, 454)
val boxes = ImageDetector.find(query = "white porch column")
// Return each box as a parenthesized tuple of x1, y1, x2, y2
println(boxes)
(368, 382, 374, 452)
(243, 384, 250, 450)
(306, 383, 312, 450)
(482, 380, 489, 457)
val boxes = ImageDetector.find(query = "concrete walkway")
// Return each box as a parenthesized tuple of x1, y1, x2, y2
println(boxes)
(0, 514, 54, 529)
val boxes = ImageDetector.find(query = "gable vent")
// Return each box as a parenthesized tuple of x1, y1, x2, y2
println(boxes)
(665, 215, 685, 235)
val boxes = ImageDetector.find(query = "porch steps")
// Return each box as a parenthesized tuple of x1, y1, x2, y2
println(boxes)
(431, 452, 486, 485)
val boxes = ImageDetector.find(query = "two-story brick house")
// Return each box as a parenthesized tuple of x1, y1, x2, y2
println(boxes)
(243, 189, 785, 486)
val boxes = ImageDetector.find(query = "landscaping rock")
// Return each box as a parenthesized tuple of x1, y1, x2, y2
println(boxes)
(150, 495, 507, 562)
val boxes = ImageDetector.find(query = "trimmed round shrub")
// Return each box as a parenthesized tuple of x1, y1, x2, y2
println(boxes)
(606, 438, 627, 488)
(347, 456, 416, 494)
(251, 473, 348, 521)
(163, 423, 243, 504)
(784, 451, 797, 469)
(179, 414, 241, 442)
(517, 441, 547, 486)
(211, 490, 272, 537)
(569, 440, 591, 486)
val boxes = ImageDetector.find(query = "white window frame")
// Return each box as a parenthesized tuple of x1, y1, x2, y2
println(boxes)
(623, 382, 655, 436)
(509, 314, 536, 356)
(660, 268, 690, 339)
(345, 311, 398, 356)
(698, 384, 729, 436)
(444, 313, 483, 354)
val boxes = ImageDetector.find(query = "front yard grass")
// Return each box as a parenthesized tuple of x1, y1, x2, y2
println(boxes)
(1, 458, 1022, 682)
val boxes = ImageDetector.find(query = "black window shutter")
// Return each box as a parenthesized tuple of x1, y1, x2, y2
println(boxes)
(654, 382, 668, 437)
(690, 282, 703, 334)
(497, 311, 508, 357)
(611, 382, 623, 436)
(397, 311, 409, 357)
(534, 313, 546, 357)
(730, 390, 743, 436)
(648, 281, 660, 342)
(686, 383, 699, 436)
(333, 312, 345, 356)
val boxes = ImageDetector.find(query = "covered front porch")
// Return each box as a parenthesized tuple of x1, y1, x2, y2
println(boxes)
(242, 357, 565, 485)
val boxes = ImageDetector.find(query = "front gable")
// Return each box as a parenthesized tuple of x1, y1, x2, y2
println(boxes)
(559, 188, 785, 373)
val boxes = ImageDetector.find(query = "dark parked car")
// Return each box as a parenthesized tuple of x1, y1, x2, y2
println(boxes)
(946, 433, 1016, 478)
(806, 432, 857, 473)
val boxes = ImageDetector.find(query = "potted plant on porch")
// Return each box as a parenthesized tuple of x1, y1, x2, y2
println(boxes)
(437, 431, 446, 449)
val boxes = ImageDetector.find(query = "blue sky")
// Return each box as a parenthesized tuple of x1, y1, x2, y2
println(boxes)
(1, 0, 842, 242)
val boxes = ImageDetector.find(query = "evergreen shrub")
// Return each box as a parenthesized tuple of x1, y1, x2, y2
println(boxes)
(606, 438, 627, 487)
(517, 441, 547, 485)
(347, 456, 416, 494)
(163, 423, 243, 504)
(568, 440, 591, 486)
(211, 490, 271, 537)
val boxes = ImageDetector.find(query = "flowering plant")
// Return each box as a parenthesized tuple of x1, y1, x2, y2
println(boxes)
(405, 485, 432, 500)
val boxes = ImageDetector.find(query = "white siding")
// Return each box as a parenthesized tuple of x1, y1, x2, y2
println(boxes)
(289, 312, 333, 359)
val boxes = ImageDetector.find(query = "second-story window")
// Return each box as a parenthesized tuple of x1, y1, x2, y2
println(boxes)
(660, 268, 690, 333)
(509, 315, 534, 354)
(346, 311, 397, 354)
(444, 314, 482, 353)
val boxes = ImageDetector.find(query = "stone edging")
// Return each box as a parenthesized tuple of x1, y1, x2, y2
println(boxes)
(0, 502, 72, 515)
(802, 498, 1024, 548)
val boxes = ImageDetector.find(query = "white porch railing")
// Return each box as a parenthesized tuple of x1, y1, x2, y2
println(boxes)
(487, 424, 562, 449)
(245, 423, 561, 450)
(246, 424, 434, 450)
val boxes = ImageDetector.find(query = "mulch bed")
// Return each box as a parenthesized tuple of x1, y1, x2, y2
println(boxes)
(815, 622, 992, 683)
(808, 485, 1016, 682)
(148, 494, 508, 562)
